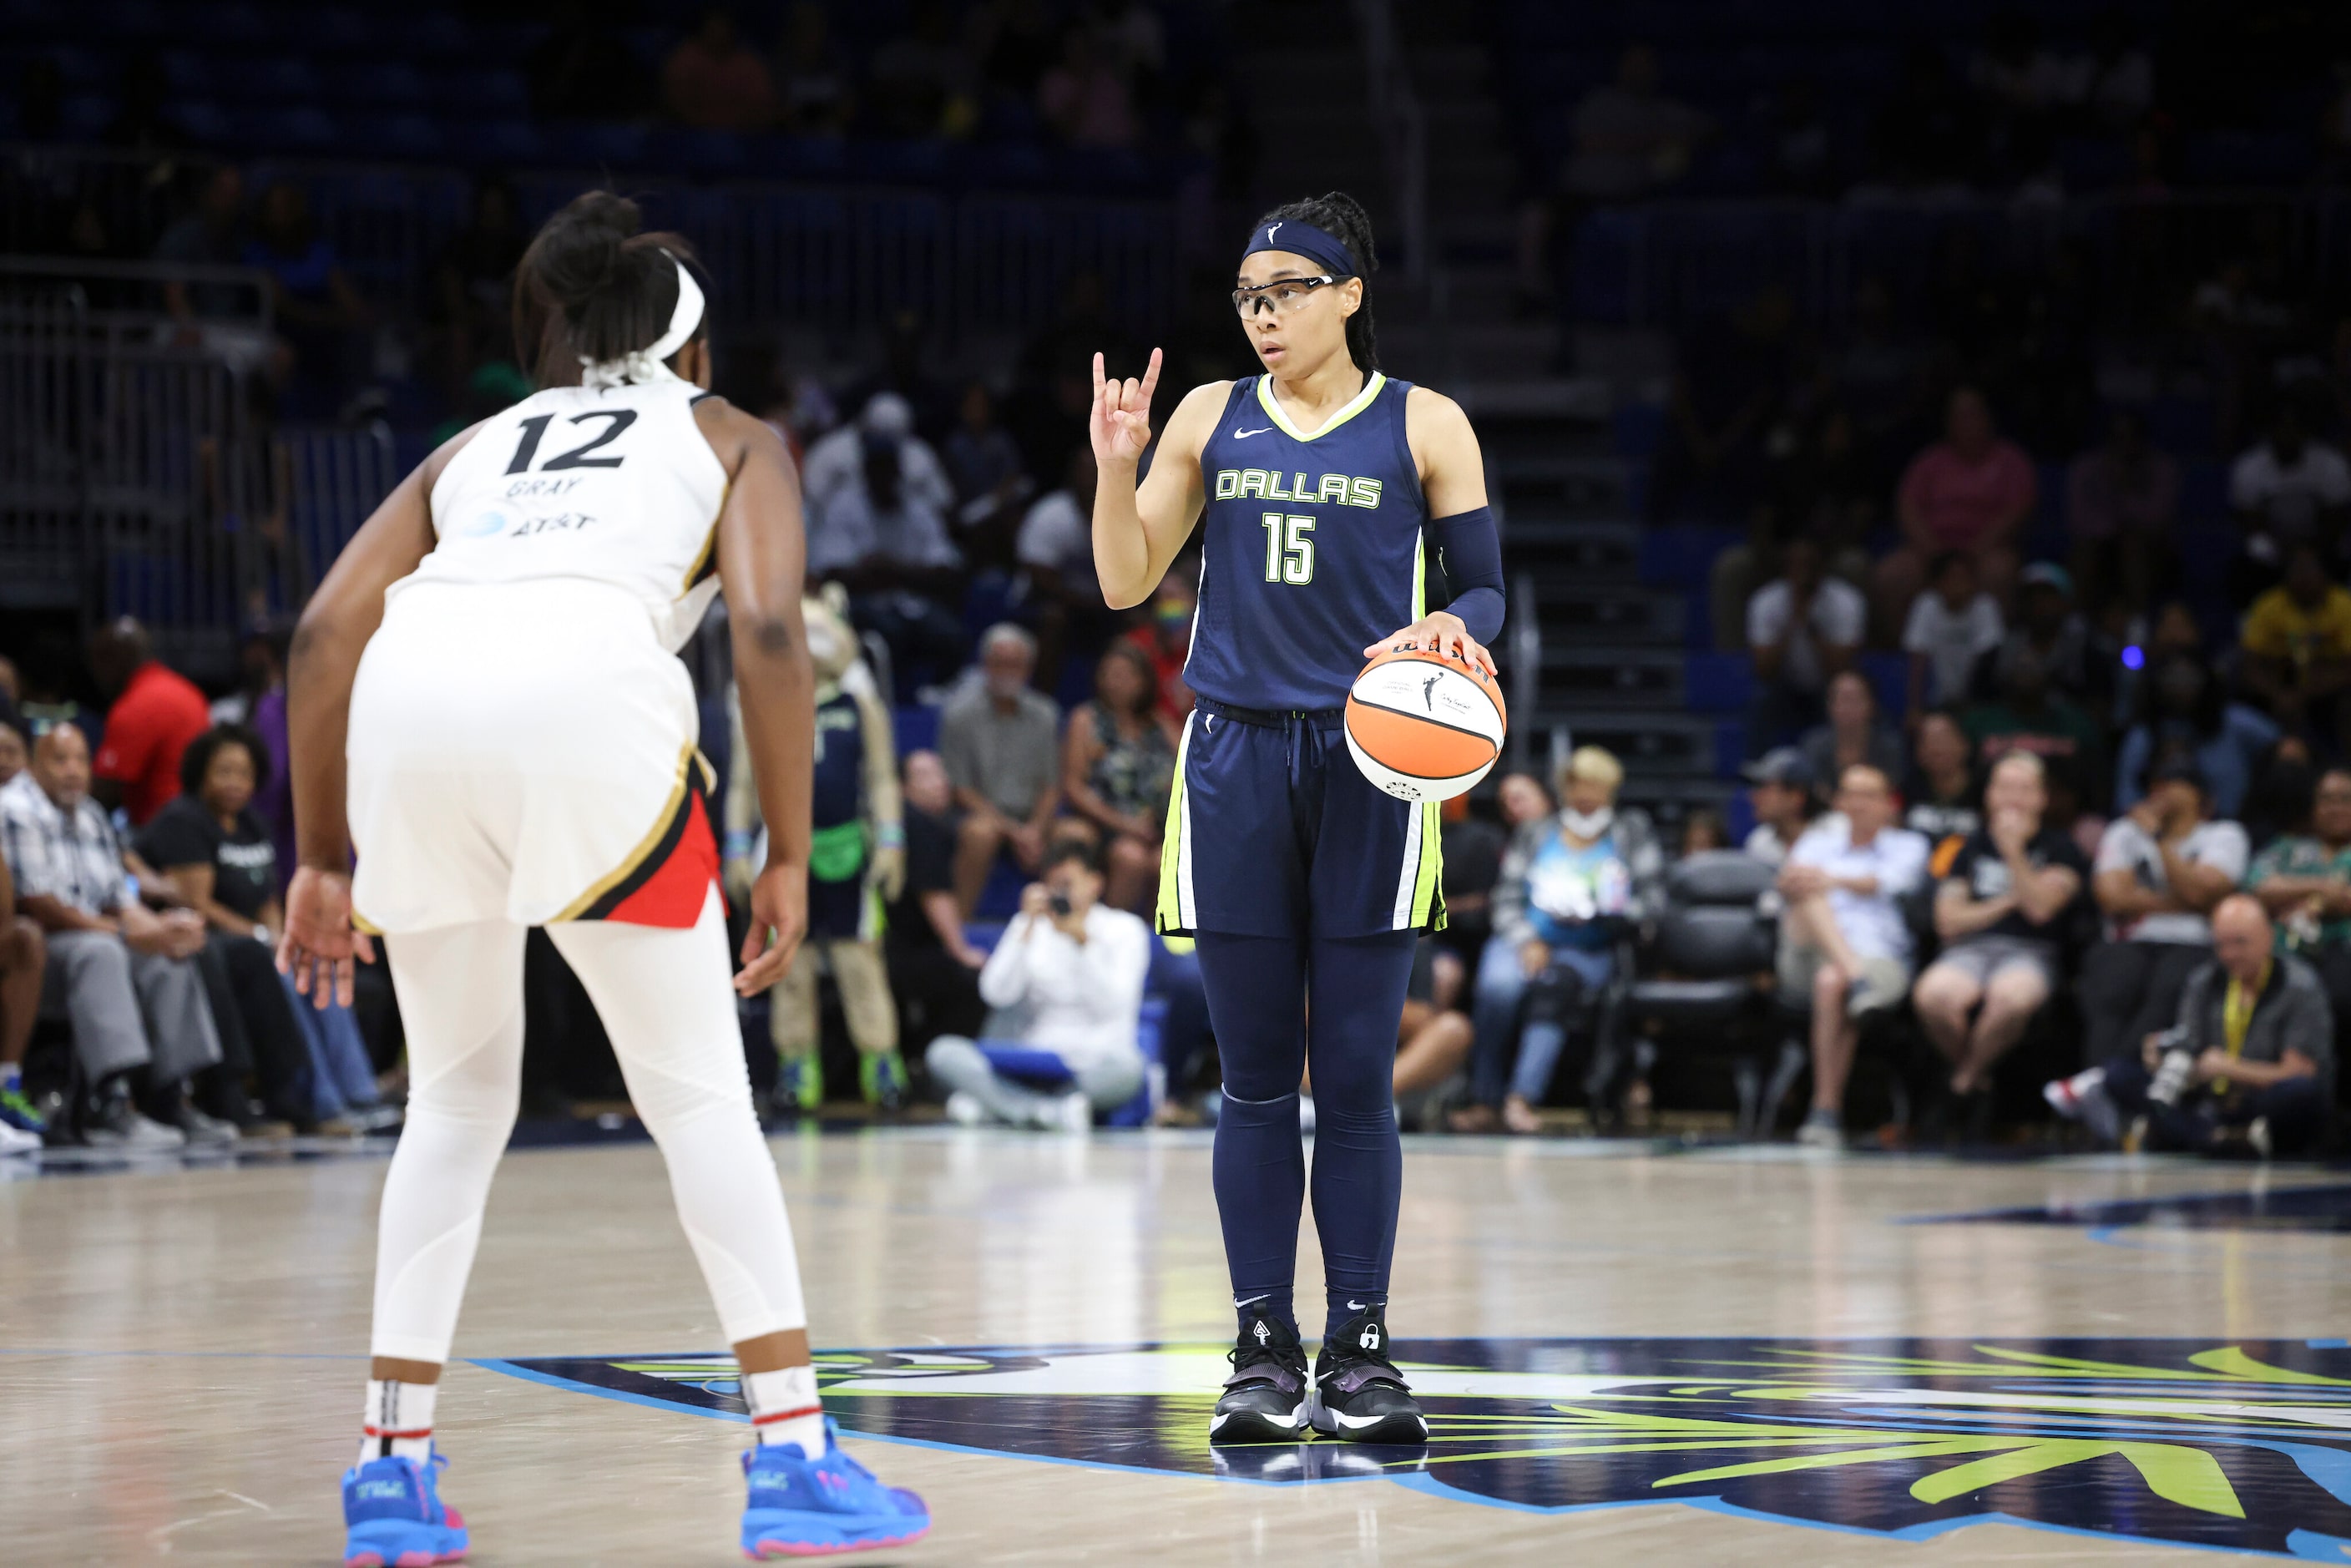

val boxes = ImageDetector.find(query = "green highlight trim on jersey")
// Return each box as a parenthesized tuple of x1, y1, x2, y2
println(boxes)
(1154, 717, 1194, 934)
(1253, 371, 1387, 443)
(1412, 799, 1446, 930)
(1411, 531, 1426, 621)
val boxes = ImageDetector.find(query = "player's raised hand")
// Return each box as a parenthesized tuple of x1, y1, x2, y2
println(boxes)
(1090, 347, 1162, 466)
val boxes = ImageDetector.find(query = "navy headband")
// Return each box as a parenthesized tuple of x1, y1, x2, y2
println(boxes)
(1241, 217, 1359, 281)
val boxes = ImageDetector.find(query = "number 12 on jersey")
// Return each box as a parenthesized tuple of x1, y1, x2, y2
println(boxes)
(1261, 512, 1316, 584)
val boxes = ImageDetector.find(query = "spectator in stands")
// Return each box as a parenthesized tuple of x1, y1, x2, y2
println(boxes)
(942, 624, 1062, 914)
(869, 0, 977, 139)
(1904, 549, 2006, 716)
(2066, 408, 2179, 619)
(2115, 651, 2281, 822)
(942, 381, 1031, 568)
(2229, 402, 2351, 606)
(0, 724, 227, 1147)
(1873, 386, 2035, 632)
(1434, 790, 1510, 971)
(1905, 708, 1982, 850)
(1679, 808, 1730, 855)
(804, 392, 967, 699)
(154, 165, 277, 379)
(2079, 756, 2248, 1070)
(1038, 24, 1138, 149)
(1516, 43, 1710, 310)
(1120, 569, 1196, 723)
(1498, 771, 1554, 831)
(432, 176, 528, 395)
(1964, 640, 2108, 816)
(243, 180, 370, 397)
(925, 838, 1148, 1128)
(1742, 747, 1813, 867)
(775, 1, 856, 136)
(1973, 563, 2111, 714)
(87, 618, 210, 827)
(0, 719, 23, 787)
(886, 751, 988, 1055)
(0, 762, 45, 1147)
(2248, 766, 2351, 1044)
(1393, 939, 1474, 1132)
(1747, 536, 1865, 753)
(1798, 670, 1905, 807)
(1782, 764, 1930, 1148)
(1914, 752, 2088, 1102)
(2048, 895, 2330, 1156)
(1019, 448, 1112, 687)
(2241, 543, 2351, 762)
(138, 726, 377, 1131)
(1462, 746, 1663, 1135)
(661, 6, 779, 133)
(1060, 642, 1176, 913)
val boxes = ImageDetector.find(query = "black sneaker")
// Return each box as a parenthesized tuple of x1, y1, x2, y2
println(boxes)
(1209, 1308, 1311, 1445)
(1312, 1309, 1428, 1444)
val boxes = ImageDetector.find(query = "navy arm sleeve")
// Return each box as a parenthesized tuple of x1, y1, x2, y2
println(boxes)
(1426, 505, 1504, 644)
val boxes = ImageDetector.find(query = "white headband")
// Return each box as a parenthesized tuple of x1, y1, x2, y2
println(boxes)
(579, 250, 705, 389)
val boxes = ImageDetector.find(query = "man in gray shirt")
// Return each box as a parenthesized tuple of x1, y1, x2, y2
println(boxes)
(941, 624, 1062, 914)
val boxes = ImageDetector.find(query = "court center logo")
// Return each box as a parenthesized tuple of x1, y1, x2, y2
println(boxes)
(481, 1337, 2351, 1558)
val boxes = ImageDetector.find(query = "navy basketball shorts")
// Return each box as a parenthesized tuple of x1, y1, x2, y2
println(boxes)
(1155, 701, 1445, 940)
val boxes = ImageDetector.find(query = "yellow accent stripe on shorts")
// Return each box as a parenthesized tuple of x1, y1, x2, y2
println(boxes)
(1155, 714, 1194, 934)
(1411, 797, 1445, 930)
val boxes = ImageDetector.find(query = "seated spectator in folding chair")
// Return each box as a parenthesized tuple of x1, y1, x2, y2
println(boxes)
(0, 723, 228, 1148)
(1459, 746, 1663, 1134)
(0, 819, 44, 1154)
(1782, 765, 1930, 1148)
(137, 724, 377, 1133)
(1740, 746, 1814, 867)
(1912, 752, 2088, 1110)
(2240, 543, 2351, 764)
(2076, 756, 2247, 1077)
(2048, 895, 2331, 1157)
(1797, 670, 1906, 811)
(925, 839, 1149, 1130)
(2247, 766, 2351, 1067)
(884, 751, 990, 1058)
(940, 624, 1062, 915)
(1903, 709, 1981, 857)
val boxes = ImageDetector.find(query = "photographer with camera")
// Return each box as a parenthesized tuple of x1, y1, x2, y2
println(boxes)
(923, 837, 1150, 1130)
(2047, 894, 2333, 1156)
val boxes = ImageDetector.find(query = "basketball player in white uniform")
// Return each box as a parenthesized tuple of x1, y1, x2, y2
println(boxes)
(276, 193, 928, 1565)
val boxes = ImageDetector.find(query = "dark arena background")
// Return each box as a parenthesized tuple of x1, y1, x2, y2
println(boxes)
(8, 1, 2351, 1563)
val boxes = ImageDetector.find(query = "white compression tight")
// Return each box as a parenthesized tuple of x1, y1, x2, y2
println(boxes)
(370, 889, 807, 1363)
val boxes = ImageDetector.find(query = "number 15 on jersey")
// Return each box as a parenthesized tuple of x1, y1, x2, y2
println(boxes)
(1261, 512, 1316, 584)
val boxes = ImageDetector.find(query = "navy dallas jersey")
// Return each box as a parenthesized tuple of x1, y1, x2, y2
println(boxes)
(1157, 370, 1446, 939)
(1185, 371, 1428, 713)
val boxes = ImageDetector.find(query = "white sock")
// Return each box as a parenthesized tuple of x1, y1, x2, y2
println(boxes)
(744, 1365, 825, 1459)
(360, 1378, 438, 1467)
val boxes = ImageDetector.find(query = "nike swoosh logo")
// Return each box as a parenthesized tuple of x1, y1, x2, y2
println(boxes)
(1232, 427, 1273, 439)
(1347, 1300, 1368, 1310)
(1331, 1409, 1419, 1431)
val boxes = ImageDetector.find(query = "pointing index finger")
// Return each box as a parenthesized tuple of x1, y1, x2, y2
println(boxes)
(1091, 351, 1106, 403)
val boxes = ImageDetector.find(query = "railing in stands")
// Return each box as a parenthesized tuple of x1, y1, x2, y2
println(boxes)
(1508, 570, 1540, 773)
(0, 268, 395, 676)
(1582, 190, 2351, 332)
(2, 145, 1181, 337)
(1348, 0, 1428, 291)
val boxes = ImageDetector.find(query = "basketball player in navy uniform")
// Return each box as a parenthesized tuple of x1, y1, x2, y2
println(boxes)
(1090, 193, 1505, 1444)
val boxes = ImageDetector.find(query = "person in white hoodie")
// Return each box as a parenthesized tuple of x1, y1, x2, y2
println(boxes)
(926, 837, 1150, 1128)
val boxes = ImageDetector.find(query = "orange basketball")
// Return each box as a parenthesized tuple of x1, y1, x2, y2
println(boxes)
(1342, 645, 1509, 803)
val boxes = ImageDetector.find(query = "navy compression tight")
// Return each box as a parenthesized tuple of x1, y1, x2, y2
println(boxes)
(1196, 927, 1418, 1342)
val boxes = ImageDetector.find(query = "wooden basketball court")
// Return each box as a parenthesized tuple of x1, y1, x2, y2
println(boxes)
(7, 1129, 2348, 1564)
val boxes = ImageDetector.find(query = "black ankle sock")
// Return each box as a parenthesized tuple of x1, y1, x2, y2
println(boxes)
(1326, 1291, 1386, 1345)
(1236, 1291, 1296, 1342)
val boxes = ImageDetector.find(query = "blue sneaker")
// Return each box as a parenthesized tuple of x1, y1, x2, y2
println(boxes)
(341, 1451, 468, 1567)
(773, 1055, 823, 1117)
(741, 1419, 930, 1558)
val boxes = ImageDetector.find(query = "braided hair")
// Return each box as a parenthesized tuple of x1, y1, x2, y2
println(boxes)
(1251, 190, 1380, 374)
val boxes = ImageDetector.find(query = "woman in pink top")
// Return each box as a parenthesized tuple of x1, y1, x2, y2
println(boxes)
(1872, 385, 2037, 635)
